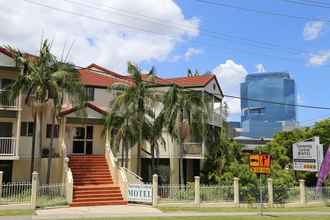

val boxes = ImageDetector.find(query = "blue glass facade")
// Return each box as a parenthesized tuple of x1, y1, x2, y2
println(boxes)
(240, 72, 296, 138)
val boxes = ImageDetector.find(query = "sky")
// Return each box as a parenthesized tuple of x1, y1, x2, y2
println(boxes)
(0, 0, 330, 125)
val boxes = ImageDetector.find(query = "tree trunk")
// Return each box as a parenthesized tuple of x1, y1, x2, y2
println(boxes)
(151, 141, 155, 175)
(180, 148, 184, 185)
(137, 130, 142, 175)
(30, 112, 37, 180)
(156, 146, 160, 175)
(121, 139, 125, 167)
(125, 139, 129, 168)
(46, 109, 56, 184)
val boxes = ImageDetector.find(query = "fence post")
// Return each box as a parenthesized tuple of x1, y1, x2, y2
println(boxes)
(31, 171, 39, 210)
(152, 174, 158, 207)
(267, 178, 273, 208)
(234, 177, 240, 207)
(0, 171, 3, 197)
(194, 176, 200, 207)
(299, 179, 306, 206)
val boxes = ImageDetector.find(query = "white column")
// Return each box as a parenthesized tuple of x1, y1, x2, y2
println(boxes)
(267, 178, 273, 208)
(152, 174, 158, 207)
(194, 176, 200, 207)
(299, 179, 306, 206)
(234, 177, 240, 207)
(0, 171, 3, 197)
(31, 171, 39, 209)
(15, 92, 22, 158)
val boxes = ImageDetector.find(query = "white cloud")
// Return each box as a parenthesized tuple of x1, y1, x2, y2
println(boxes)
(307, 50, 330, 66)
(184, 47, 201, 60)
(213, 60, 248, 118)
(255, 64, 266, 73)
(303, 21, 325, 41)
(169, 47, 201, 62)
(0, 0, 199, 72)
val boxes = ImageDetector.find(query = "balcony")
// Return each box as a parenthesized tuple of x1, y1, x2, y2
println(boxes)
(0, 137, 18, 159)
(182, 142, 202, 158)
(0, 90, 18, 110)
(208, 112, 222, 127)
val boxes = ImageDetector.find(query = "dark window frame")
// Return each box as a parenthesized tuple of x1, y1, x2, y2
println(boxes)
(21, 122, 34, 137)
(46, 124, 59, 138)
(85, 87, 95, 101)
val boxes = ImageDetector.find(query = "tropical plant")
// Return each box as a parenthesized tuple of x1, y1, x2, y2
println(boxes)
(106, 63, 156, 175)
(162, 84, 208, 184)
(6, 40, 84, 183)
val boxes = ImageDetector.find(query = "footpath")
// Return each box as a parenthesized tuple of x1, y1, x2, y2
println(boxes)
(1, 205, 330, 220)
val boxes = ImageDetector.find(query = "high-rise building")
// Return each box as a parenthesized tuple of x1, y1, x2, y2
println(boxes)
(240, 72, 297, 138)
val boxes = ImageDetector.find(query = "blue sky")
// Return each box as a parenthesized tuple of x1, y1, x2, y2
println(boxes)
(140, 0, 330, 124)
(1, 0, 330, 125)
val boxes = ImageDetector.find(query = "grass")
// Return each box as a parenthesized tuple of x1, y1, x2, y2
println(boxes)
(0, 209, 34, 216)
(159, 206, 330, 212)
(53, 217, 330, 220)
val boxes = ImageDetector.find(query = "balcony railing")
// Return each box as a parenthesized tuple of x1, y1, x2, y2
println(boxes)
(182, 142, 202, 157)
(208, 112, 222, 127)
(0, 137, 17, 157)
(0, 90, 18, 109)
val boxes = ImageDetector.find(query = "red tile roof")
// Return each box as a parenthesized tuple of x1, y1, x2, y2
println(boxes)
(165, 74, 216, 87)
(60, 101, 107, 116)
(86, 63, 127, 79)
(79, 68, 131, 87)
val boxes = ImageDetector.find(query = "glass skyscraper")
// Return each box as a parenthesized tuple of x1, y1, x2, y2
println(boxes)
(240, 72, 297, 138)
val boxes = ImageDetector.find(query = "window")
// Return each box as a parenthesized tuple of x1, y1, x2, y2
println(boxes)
(85, 87, 95, 101)
(46, 124, 59, 138)
(21, 122, 34, 137)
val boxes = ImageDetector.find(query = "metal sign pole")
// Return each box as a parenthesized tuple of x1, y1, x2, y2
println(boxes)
(259, 173, 263, 216)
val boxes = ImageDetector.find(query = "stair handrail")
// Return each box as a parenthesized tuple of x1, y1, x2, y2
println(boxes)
(121, 167, 143, 184)
(105, 145, 128, 200)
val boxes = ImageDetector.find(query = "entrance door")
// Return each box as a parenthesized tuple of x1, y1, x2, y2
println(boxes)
(72, 126, 93, 154)
(0, 161, 12, 183)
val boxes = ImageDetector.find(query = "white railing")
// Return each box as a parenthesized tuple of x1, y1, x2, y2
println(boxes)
(158, 184, 195, 203)
(37, 183, 66, 208)
(0, 137, 16, 157)
(182, 142, 202, 157)
(0, 90, 18, 109)
(208, 111, 222, 127)
(200, 185, 234, 203)
(0, 182, 32, 204)
(121, 167, 143, 184)
(105, 146, 128, 200)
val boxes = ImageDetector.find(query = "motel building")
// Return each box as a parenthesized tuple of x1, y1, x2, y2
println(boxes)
(0, 48, 223, 206)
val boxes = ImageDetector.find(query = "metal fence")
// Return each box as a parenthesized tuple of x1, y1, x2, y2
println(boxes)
(200, 185, 234, 203)
(37, 183, 66, 208)
(0, 182, 32, 204)
(306, 186, 330, 203)
(158, 184, 195, 203)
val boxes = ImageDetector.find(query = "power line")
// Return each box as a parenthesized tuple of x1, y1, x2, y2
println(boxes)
(277, 0, 330, 9)
(224, 94, 330, 110)
(21, 0, 330, 69)
(61, 0, 307, 55)
(194, 0, 330, 22)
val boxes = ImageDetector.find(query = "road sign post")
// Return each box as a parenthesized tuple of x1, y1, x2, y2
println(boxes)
(249, 153, 271, 216)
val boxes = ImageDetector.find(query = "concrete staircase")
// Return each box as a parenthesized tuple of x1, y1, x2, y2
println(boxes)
(69, 155, 127, 207)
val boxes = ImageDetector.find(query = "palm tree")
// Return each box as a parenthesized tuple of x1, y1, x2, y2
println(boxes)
(106, 63, 156, 175)
(6, 40, 84, 183)
(162, 84, 208, 185)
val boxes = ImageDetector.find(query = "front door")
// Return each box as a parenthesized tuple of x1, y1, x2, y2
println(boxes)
(0, 161, 12, 183)
(72, 126, 93, 155)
